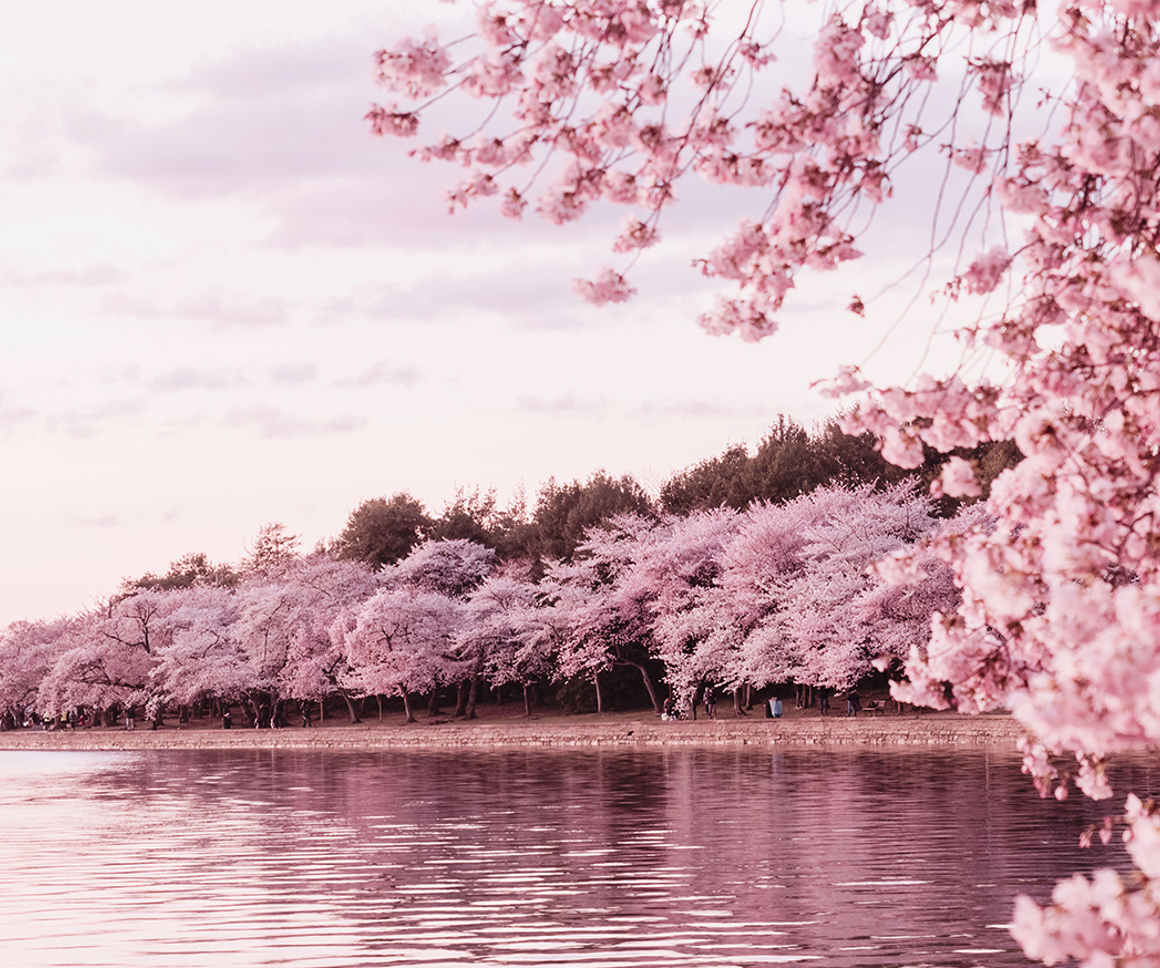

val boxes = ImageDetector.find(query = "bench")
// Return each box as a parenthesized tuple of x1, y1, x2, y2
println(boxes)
(863, 699, 887, 715)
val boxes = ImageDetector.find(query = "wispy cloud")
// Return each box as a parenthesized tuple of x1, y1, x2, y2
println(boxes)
(337, 361, 418, 387)
(223, 404, 366, 438)
(632, 400, 771, 420)
(104, 290, 294, 328)
(47, 400, 144, 438)
(269, 363, 317, 386)
(517, 395, 607, 415)
(152, 368, 246, 392)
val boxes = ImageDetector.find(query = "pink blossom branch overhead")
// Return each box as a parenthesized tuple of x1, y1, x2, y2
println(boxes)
(372, 2, 1160, 963)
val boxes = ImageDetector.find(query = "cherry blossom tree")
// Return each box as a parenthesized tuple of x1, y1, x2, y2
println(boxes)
(337, 587, 464, 723)
(150, 584, 241, 712)
(274, 556, 381, 722)
(612, 508, 742, 706)
(390, 538, 496, 598)
(544, 516, 665, 713)
(38, 589, 179, 723)
(0, 618, 72, 727)
(228, 555, 381, 723)
(752, 483, 944, 690)
(461, 567, 551, 716)
(374, 2, 1160, 961)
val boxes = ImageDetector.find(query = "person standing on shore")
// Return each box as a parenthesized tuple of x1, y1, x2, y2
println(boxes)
(703, 685, 717, 721)
(846, 691, 860, 718)
(125, 705, 135, 731)
(302, 704, 313, 728)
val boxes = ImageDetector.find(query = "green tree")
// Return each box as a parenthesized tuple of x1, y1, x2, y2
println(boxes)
(332, 493, 431, 571)
(243, 523, 301, 573)
(121, 552, 238, 595)
(531, 471, 654, 562)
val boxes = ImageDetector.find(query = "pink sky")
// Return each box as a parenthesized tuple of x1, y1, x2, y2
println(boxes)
(1, 1, 977, 625)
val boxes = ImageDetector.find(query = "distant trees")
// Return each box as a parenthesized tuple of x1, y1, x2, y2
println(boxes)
(332, 493, 430, 570)
(243, 523, 301, 573)
(660, 416, 1020, 517)
(121, 552, 239, 595)
(3, 485, 962, 728)
(531, 470, 655, 561)
(3, 419, 988, 727)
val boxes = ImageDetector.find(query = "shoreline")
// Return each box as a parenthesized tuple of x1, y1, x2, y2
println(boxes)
(0, 711, 1026, 752)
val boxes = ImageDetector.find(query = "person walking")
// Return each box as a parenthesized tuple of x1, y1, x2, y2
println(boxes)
(703, 685, 717, 720)
(124, 705, 135, 731)
(846, 690, 861, 717)
(301, 704, 314, 728)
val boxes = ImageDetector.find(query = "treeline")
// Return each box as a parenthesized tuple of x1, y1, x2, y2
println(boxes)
(321, 416, 1017, 573)
(1, 417, 1011, 728)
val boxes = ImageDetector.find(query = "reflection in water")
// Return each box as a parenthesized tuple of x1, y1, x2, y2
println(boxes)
(0, 747, 1152, 967)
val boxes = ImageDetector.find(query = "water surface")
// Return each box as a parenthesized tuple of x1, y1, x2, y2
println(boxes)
(0, 747, 1151, 967)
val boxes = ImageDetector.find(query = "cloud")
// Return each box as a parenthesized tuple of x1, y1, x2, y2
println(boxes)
(0, 396, 36, 432)
(104, 290, 293, 328)
(223, 404, 366, 438)
(269, 363, 317, 385)
(337, 361, 418, 387)
(66, 513, 120, 529)
(632, 400, 771, 420)
(0, 262, 125, 289)
(76, 36, 386, 197)
(152, 367, 246, 392)
(517, 395, 607, 415)
(45, 400, 144, 438)
(180, 293, 290, 328)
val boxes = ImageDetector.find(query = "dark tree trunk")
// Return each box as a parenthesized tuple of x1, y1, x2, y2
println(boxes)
(401, 689, 416, 724)
(733, 688, 746, 716)
(376, 694, 383, 721)
(465, 677, 479, 721)
(455, 680, 468, 718)
(428, 688, 441, 718)
(620, 660, 662, 714)
(594, 672, 603, 714)
(523, 683, 532, 717)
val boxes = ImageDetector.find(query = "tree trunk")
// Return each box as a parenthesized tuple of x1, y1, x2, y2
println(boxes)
(329, 687, 358, 724)
(465, 677, 479, 721)
(523, 683, 532, 717)
(376, 694, 383, 721)
(428, 688, 441, 718)
(620, 660, 661, 714)
(594, 672, 604, 714)
(733, 688, 746, 716)
(401, 689, 416, 724)
(455, 680, 468, 718)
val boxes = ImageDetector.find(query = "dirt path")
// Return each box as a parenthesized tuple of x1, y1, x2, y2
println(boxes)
(0, 711, 1024, 752)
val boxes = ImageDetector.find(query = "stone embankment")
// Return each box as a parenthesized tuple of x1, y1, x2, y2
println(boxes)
(0, 713, 1024, 752)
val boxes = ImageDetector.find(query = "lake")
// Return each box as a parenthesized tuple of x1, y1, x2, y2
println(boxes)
(0, 746, 1151, 967)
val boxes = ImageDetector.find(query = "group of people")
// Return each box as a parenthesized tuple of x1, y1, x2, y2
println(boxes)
(220, 702, 314, 730)
(658, 686, 866, 721)
(661, 685, 719, 721)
